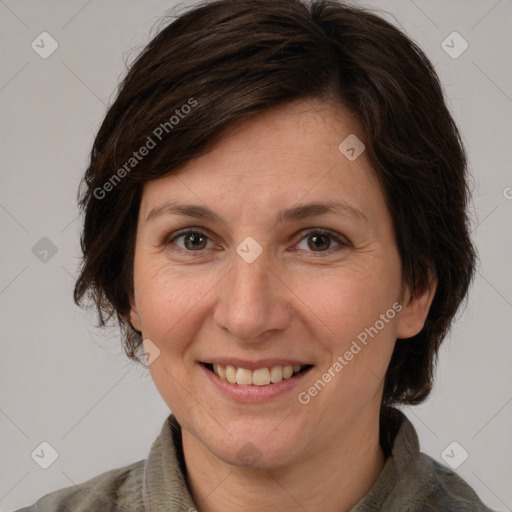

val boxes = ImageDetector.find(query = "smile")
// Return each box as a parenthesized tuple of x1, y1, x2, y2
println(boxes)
(205, 363, 312, 386)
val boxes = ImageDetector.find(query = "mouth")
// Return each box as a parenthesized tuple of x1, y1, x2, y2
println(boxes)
(202, 362, 313, 386)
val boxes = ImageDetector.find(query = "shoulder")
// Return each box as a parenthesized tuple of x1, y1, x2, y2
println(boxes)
(377, 407, 495, 512)
(14, 459, 146, 512)
(416, 453, 495, 512)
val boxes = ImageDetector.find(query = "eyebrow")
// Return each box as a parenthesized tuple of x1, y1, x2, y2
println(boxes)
(145, 200, 368, 225)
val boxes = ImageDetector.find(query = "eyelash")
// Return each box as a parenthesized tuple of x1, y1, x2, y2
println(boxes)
(165, 228, 350, 257)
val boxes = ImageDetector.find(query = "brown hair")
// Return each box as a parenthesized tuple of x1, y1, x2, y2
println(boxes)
(74, 0, 476, 406)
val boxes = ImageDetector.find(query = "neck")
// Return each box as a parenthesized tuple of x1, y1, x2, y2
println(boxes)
(182, 408, 385, 512)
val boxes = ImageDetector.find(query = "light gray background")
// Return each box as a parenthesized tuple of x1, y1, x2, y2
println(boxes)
(1, 0, 511, 510)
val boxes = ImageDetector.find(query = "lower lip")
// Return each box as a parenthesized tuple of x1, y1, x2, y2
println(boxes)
(200, 364, 313, 403)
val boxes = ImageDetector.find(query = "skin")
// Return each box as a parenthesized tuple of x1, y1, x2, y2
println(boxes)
(129, 97, 436, 512)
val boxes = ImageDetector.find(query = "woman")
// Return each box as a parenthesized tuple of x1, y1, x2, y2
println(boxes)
(17, 0, 494, 510)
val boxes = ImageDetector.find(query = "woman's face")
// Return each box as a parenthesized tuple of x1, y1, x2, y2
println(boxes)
(130, 98, 432, 468)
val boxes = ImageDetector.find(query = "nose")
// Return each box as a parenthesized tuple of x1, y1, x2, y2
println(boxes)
(213, 245, 291, 343)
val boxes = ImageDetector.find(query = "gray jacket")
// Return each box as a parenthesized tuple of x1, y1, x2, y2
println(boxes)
(15, 407, 495, 511)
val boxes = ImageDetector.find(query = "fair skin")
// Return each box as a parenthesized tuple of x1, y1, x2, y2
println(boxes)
(130, 98, 436, 512)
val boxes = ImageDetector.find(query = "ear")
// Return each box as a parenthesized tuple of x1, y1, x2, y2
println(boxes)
(396, 271, 437, 339)
(129, 296, 142, 332)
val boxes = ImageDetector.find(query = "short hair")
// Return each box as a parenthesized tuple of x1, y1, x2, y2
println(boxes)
(74, 0, 476, 406)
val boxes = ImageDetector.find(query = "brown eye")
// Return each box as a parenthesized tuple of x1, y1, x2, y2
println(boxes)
(295, 229, 348, 254)
(307, 233, 331, 251)
(167, 228, 348, 257)
(171, 230, 211, 251)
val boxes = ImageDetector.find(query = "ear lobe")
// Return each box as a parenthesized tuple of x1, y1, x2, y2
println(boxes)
(129, 297, 142, 332)
(396, 271, 437, 339)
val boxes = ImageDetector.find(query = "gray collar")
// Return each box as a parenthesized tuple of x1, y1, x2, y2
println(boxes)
(141, 407, 491, 511)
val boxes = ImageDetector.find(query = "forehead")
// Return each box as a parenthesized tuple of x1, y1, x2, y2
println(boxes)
(201, 98, 361, 167)
(139, 98, 383, 225)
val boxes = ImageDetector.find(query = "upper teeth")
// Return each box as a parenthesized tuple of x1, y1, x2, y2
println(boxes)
(212, 364, 303, 386)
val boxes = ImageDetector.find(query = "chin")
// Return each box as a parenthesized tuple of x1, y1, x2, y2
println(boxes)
(195, 415, 310, 470)
(219, 436, 302, 470)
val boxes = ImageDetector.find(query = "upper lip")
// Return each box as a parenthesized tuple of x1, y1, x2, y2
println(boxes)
(201, 358, 313, 370)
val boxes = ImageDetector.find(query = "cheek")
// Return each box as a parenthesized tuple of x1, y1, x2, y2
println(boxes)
(292, 260, 401, 342)
(133, 255, 232, 370)
(133, 260, 205, 346)
(292, 253, 402, 389)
